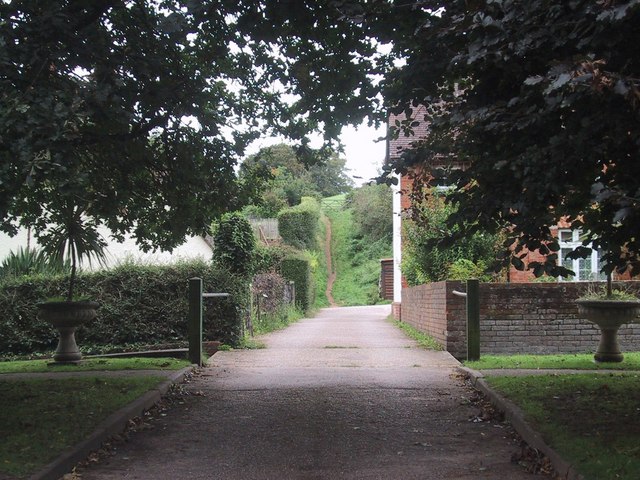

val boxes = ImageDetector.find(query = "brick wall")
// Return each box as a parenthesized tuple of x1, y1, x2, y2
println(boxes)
(401, 281, 640, 359)
(401, 282, 449, 348)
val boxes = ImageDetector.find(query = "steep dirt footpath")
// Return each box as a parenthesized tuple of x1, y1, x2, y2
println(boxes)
(324, 216, 337, 307)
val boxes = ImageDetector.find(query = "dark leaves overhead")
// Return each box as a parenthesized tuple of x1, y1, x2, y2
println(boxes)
(380, 0, 640, 276)
(0, 0, 389, 251)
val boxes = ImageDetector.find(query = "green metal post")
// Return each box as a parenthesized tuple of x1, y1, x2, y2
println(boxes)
(466, 279, 480, 361)
(188, 277, 203, 366)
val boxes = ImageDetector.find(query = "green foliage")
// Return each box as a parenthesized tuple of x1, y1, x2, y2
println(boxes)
(465, 353, 640, 371)
(38, 202, 108, 301)
(579, 285, 639, 301)
(308, 154, 355, 198)
(0, 260, 248, 356)
(0, 247, 70, 280)
(253, 244, 299, 274)
(281, 256, 314, 312)
(211, 212, 256, 277)
(0, 2, 385, 268)
(239, 144, 354, 215)
(0, 377, 164, 477)
(324, 196, 392, 306)
(393, 319, 443, 351)
(380, 0, 640, 277)
(446, 259, 492, 282)
(278, 197, 321, 250)
(401, 194, 499, 285)
(253, 243, 300, 274)
(345, 184, 393, 243)
(0, 357, 190, 374)
(251, 304, 303, 336)
(487, 374, 640, 480)
(313, 217, 330, 309)
(249, 272, 302, 335)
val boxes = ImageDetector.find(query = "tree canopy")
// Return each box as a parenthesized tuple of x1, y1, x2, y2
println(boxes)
(4, 0, 639, 276)
(0, 1, 384, 251)
(379, 0, 640, 277)
(239, 143, 353, 216)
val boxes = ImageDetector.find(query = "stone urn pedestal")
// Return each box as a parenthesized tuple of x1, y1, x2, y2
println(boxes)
(576, 299, 640, 363)
(38, 301, 99, 364)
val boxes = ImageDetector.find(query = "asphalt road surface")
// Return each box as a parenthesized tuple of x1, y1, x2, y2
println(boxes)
(79, 305, 537, 479)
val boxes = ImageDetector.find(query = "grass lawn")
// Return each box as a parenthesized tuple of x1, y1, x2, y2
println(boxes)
(0, 376, 165, 478)
(0, 356, 191, 374)
(487, 374, 640, 480)
(465, 352, 640, 371)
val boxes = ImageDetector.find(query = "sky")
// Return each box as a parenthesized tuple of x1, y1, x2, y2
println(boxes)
(246, 120, 388, 187)
(339, 123, 388, 186)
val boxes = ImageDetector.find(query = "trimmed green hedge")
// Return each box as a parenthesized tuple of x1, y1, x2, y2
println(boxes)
(0, 260, 248, 356)
(278, 196, 320, 250)
(281, 256, 314, 312)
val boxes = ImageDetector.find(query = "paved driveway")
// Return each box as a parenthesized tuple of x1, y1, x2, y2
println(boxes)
(80, 305, 536, 479)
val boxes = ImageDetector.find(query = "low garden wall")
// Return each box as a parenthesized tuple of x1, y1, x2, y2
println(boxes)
(401, 281, 640, 359)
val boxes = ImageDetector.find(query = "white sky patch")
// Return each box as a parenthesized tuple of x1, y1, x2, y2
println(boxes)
(340, 122, 386, 186)
(245, 119, 386, 187)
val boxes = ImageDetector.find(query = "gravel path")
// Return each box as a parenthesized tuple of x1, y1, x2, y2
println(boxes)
(79, 305, 537, 479)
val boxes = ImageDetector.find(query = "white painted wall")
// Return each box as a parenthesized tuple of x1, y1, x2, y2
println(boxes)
(392, 173, 403, 304)
(0, 227, 213, 269)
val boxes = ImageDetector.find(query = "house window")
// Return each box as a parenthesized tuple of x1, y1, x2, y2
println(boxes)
(558, 230, 606, 281)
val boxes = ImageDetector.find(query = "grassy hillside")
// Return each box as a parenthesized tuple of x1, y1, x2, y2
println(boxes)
(313, 214, 330, 309)
(321, 195, 392, 306)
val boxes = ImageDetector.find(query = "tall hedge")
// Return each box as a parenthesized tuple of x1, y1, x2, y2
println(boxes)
(281, 256, 314, 312)
(278, 196, 320, 250)
(0, 260, 248, 356)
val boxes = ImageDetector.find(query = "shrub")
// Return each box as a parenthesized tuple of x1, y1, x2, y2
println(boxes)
(0, 247, 70, 280)
(211, 212, 256, 277)
(278, 197, 320, 250)
(402, 192, 500, 285)
(345, 184, 393, 243)
(446, 259, 493, 282)
(253, 243, 299, 274)
(251, 273, 287, 314)
(250, 272, 301, 334)
(0, 260, 248, 356)
(281, 255, 314, 312)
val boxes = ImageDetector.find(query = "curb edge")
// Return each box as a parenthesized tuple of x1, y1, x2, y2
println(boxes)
(29, 365, 195, 480)
(457, 366, 584, 480)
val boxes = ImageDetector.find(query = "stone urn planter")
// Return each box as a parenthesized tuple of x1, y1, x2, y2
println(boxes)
(38, 301, 99, 364)
(576, 299, 640, 362)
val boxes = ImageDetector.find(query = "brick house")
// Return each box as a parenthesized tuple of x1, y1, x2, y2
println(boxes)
(387, 108, 614, 318)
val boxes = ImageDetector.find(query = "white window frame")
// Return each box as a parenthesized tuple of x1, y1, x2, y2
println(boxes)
(557, 229, 605, 282)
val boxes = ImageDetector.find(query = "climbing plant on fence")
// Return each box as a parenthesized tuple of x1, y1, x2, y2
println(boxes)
(0, 260, 249, 356)
(211, 212, 256, 277)
(281, 255, 314, 312)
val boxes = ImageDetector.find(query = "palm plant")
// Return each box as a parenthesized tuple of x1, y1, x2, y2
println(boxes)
(39, 202, 107, 302)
